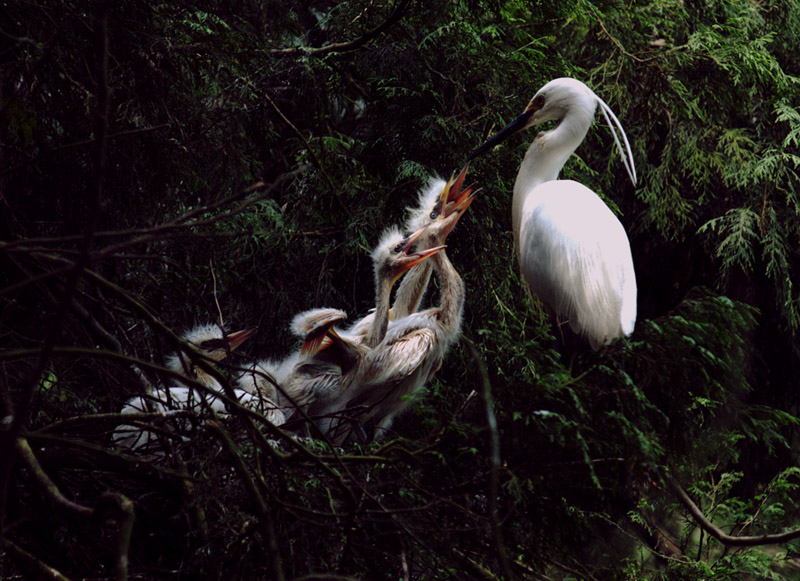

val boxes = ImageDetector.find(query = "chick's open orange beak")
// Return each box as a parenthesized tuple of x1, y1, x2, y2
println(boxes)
(439, 162, 469, 205)
(440, 162, 477, 219)
(397, 226, 445, 270)
(226, 328, 258, 351)
(404, 245, 446, 270)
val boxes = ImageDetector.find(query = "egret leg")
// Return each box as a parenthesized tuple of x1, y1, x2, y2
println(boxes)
(548, 311, 587, 373)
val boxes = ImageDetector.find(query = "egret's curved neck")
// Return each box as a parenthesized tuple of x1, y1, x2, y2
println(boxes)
(367, 276, 395, 348)
(391, 261, 432, 319)
(429, 246, 464, 340)
(512, 111, 594, 242)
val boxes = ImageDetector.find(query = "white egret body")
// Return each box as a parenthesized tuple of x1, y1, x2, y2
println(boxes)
(469, 78, 637, 349)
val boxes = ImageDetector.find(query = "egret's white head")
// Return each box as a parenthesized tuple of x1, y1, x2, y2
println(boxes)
(175, 324, 256, 363)
(467, 77, 636, 185)
(404, 177, 448, 234)
(372, 225, 444, 289)
(403, 164, 475, 245)
(423, 163, 476, 242)
(165, 324, 256, 386)
(523, 77, 597, 131)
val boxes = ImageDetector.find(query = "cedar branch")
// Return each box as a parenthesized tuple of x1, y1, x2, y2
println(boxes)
(666, 474, 800, 546)
(271, 0, 411, 56)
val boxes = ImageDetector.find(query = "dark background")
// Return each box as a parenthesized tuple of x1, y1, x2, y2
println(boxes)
(1, 0, 799, 578)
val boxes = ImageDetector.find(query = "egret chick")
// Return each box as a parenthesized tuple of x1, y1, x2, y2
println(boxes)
(113, 325, 257, 452)
(328, 169, 476, 442)
(281, 227, 444, 432)
(344, 167, 470, 342)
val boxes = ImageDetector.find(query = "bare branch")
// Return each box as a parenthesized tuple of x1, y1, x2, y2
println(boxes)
(0, 0, 111, 535)
(16, 434, 136, 581)
(15, 436, 93, 519)
(95, 492, 135, 581)
(0, 172, 296, 255)
(0, 124, 170, 178)
(2, 538, 72, 581)
(588, 6, 660, 64)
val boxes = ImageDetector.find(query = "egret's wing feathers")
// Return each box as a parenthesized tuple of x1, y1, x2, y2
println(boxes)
(290, 308, 349, 356)
(283, 360, 347, 409)
(361, 327, 437, 386)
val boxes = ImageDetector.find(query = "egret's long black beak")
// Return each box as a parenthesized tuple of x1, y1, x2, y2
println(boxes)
(467, 108, 536, 162)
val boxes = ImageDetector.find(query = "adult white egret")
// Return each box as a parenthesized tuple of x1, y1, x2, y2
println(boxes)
(113, 324, 258, 451)
(325, 169, 475, 442)
(468, 77, 637, 349)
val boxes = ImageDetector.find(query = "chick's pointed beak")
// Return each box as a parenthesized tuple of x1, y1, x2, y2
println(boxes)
(447, 162, 470, 204)
(451, 186, 477, 214)
(440, 188, 475, 239)
(438, 174, 455, 207)
(402, 226, 428, 252)
(437, 162, 472, 219)
(403, 245, 446, 270)
(226, 327, 257, 351)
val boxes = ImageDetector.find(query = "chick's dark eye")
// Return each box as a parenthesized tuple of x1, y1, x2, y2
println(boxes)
(199, 338, 225, 350)
(394, 243, 405, 253)
(534, 94, 545, 108)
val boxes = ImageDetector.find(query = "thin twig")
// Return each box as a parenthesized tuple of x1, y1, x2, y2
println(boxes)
(271, 0, 411, 56)
(210, 258, 224, 330)
(242, 79, 342, 205)
(588, 5, 660, 64)
(0, 176, 293, 301)
(0, 176, 288, 252)
(0, 124, 170, 178)
(207, 421, 285, 581)
(36, 408, 193, 433)
(463, 336, 515, 580)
